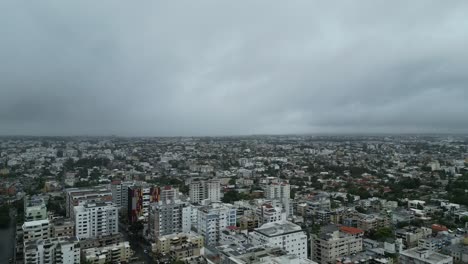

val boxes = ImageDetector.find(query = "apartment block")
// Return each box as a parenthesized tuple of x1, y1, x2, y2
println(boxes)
(23, 236, 80, 264)
(311, 225, 364, 264)
(196, 203, 237, 246)
(250, 221, 308, 259)
(65, 186, 112, 218)
(82, 241, 133, 264)
(189, 179, 221, 204)
(110, 180, 134, 208)
(74, 201, 118, 239)
(127, 185, 160, 223)
(155, 232, 204, 259)
(148, 199, 191, 241)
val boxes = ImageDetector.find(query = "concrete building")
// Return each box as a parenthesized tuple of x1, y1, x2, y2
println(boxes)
(148, 199, 192, 241)
(73, 201, 118, 239)
(82, 241, 133, 264)
(196, 203, 237, 246)
(154, 232, 204, 259)
(65, 186, 112, 218)
(264, 182, 292, 216)
(396, 227, 432, 248)
(256, 203, 286, 224)
(24, 196, 48, 221)
(23, 219, 51, 243)
(189, 179, 221, 204)
(443, 245, 468, 263)
(79, 233, 124, 250)
(399, 248, 453, 264)
(250, 221, 308, 259)
(51, 218, 74, 238)
(23, 236, 80, 264)
(110, 180, 134, 208)
(127, 185, 160, 223)
(217, 244, 318, 264)
(311, 225, 364, 264)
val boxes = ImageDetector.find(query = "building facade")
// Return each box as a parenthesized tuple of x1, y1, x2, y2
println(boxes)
(250, 221, 308, 259)
(73, 201, 119, 239)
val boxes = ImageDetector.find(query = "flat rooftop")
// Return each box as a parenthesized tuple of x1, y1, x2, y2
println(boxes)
(254, 221, 302, 237)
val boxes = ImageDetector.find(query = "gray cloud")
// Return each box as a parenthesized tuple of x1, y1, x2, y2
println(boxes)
(1, 0, 468, 136)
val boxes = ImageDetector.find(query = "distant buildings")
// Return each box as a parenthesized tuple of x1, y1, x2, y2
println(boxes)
(189, 179, 221, 204)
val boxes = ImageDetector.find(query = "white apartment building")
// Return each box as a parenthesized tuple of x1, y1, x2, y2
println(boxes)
(24, 236, 80, 264)
(23, 219, 51, 243)
(196, 203, 237, 246)
(250, 221, 308, 259)
(264, 182, 292, 216)
(311, 226, 364, 264)
(189, 179, 221, 204)
(82, 241, 133, 264)
(256, 203, 286, 224)
(264, 182, 290, 200)
(148, 200, 192, 241)
(399, 248, 453, 264)
(73, 201, 118, 239)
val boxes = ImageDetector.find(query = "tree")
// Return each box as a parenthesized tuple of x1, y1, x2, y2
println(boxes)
(370, 227, 393, 241)
(228, 177, 237, 185)
(222, 190, 250, 203)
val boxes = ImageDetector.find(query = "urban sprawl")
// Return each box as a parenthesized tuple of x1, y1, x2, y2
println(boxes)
(1, 135, 468, 264)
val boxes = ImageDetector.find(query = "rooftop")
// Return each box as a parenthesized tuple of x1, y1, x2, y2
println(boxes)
(254, 221, 302, 237)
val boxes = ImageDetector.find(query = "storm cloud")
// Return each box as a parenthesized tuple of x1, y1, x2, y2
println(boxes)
(1, 1, 468, 136)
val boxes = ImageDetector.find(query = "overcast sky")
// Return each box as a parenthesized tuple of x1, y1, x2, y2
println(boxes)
(1, 1, 468, 136)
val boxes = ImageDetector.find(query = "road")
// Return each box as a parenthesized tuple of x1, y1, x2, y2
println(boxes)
(120, 223, 154, 264)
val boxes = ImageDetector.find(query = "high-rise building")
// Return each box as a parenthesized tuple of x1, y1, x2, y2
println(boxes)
(111, 180, 135, 208)
(189, 179, 221, 204)
(23, 236, 80, 264)
(148, 199, 191, 241)
(250, 221, 308, 259)
(65, 186, 112, 218)
(127, 185, 161, 224)
(264, 182, 292, 216)
(73, 201, 119, 239)
(196, 203, 237, 246)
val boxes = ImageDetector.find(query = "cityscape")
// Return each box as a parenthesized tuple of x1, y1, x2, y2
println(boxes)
(0, 135, 467, 264)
